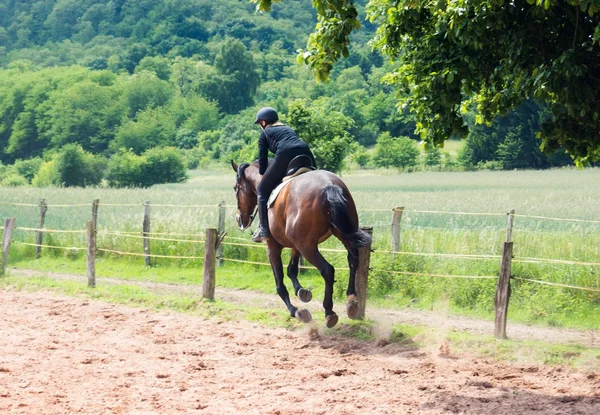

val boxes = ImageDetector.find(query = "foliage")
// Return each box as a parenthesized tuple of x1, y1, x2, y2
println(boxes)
(373, 133, 419, 170)
(32, 146, 97, 187)
(170, 95, 220, 137)
(199, 39, 261, 114)
(53, 144, 106, 187)
(181, 146, 210, 169)
(462, 101, 573, 170)
(142, 146, 188, 186)
(12, 157, 43, 182)
(135, 56, 171, 81)
(286, 100, 353, 173)
(31, 160, 60, 187)
(44, 76, 125, 153)
(105, 147, 187, 188)
(30, 145, 105, 188)
(350, 144, 371, 169)
(105, 149, 146, 188)
(0, 0, 589, 173)
(111, 107, 177, 155)
(123, 71, 173, 118)
(256, 0, 600, 165)
(0, 172, 28, 187)
(423, 147, 442, 168)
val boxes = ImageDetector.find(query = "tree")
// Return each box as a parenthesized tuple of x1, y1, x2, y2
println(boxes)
(34, 144, 106, 187)
(142, 146, 188, 186)
(423, 147, 442, 168)
(462, 101, 573, 169)
(254, 0, 600, 165)
(373, 133, 419, 170)
(169, 57, 209, 97)
(111, 107, 176, 154)
(105, 147, 187, 188)
(44, 79, 125, 153)
(169, 95, 220, 135)
(135, 56, 171, 80)
(286, 100, 353, 173)
(12, 157, 43, 182)
(199, 39, 260, 113)
(123, 71, 173, 118)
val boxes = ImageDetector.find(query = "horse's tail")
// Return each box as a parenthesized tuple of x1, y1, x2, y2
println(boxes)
(322, 185, 372, 249)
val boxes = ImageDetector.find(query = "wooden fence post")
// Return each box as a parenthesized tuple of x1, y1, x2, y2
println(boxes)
(494, 241, 513, 339)
(299, 256, 306, 274)
(217, 201, 226, 267)
(506, 208, 516, 242)
(494, 208, 516, 339)
(91, 199, 100, 232)
(203, 228, 217, 300)
(143, 201, 151, 267)
(355, 226, 373, 319)
(35, 198, 47, 259)
(1, 218, 15, 276)
(86, 220, 96, 288)
(391, 206, 405, 256)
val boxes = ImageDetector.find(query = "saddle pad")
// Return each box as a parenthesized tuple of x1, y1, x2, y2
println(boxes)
(267, 168, 313, 209)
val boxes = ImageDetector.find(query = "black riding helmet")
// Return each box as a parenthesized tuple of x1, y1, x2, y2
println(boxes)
(254, 107, 279, 125)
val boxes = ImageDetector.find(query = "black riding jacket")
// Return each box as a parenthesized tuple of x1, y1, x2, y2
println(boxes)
(258, 125, 310, 175)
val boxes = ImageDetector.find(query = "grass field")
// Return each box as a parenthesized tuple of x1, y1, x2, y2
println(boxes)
(1, 166, 600, 330)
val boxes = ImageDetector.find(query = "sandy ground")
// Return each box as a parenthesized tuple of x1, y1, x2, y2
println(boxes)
(9, 269, 600, 347)
(1, 289, 599, 415)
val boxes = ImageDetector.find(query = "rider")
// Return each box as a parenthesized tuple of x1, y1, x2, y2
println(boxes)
(252, 106, 317, 243)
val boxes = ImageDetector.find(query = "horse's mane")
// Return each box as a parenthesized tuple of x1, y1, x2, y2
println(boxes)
(239, 159, 274, 181)
(237, 163, 250, 181)
(252, 158, 274, 166)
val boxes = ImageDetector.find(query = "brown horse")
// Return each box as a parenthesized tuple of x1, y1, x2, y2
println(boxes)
(231, 160, 372, 328)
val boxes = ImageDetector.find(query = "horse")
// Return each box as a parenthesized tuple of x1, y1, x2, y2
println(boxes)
(231, 160, 372, 328)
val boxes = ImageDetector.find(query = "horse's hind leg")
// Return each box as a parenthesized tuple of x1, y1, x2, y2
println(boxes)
(298, 247, 338, 328)
(267, 241, 312, 323)
(344, 248, 360, 319)
(332, 229, 360, 319)
(287, 248, 312, 303)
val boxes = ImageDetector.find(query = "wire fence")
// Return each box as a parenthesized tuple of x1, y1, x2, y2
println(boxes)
(1, 200, 599, 295)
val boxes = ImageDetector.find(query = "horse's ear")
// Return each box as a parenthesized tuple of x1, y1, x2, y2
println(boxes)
(231, 160, 238, 173)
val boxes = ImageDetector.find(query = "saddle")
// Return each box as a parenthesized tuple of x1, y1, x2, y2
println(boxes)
(268, 155, 316, 208)
(283, 154, 316, 179)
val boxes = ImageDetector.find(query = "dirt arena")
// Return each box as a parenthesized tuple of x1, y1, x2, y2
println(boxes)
(1, 289, 599, 415)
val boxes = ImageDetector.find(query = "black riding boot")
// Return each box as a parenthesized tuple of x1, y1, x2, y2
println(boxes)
(252, 197, 270, 242)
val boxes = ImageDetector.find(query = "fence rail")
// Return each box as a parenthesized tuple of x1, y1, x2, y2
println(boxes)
(101, 231, 206, 244)
(13, 241, 84, 250)
(97, 248, 203, 260)
(15, 227, 86, 234)
(2, 198, 600, 339)
(512, 277, 600, 293)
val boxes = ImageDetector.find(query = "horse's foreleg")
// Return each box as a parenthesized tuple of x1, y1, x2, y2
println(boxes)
(287, 248, 312, 303)
(268, 242, 312, 323)
(299, 248, 338, 328)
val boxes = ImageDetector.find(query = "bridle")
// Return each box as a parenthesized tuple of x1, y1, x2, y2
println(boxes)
(235, 164, 258, 229)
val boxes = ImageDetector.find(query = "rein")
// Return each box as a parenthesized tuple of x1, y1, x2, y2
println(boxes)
(239, 205, 258, 226)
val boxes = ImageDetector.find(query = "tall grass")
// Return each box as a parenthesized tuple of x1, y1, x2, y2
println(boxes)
(1, 167, 600, 329)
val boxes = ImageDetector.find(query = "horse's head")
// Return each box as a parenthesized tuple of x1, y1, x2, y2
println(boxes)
(231, 160, 258, 231)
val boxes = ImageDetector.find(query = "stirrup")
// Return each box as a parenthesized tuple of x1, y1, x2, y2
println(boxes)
(252, 227, 269, 243)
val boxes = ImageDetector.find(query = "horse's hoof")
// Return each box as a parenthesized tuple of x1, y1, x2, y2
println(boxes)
(295, 309, 312, 324)
(297, 288, 312, 303)
(325, 312, 339, 328)
(346, 301, 360, 319)
(346, 296, 360, 319)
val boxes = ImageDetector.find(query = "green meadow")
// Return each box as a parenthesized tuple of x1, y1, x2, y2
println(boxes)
(1, 167, 600, 330)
